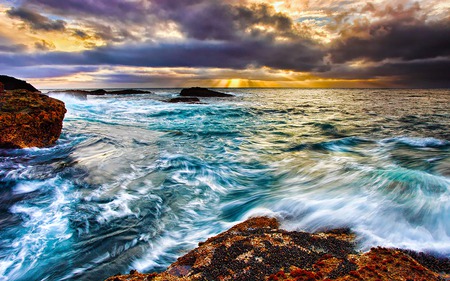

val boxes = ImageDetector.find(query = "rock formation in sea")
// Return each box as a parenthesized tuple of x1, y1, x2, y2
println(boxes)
(49, 89, 152, 96)
(167, 97, 202, 103)
(105, 217, 449, 281)
(0, 89, 66, 148)
(0, 75, 39, 92)
(180, 87, 233, 97)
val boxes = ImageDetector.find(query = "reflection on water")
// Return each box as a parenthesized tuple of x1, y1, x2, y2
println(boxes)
(0, 89, 449, 281)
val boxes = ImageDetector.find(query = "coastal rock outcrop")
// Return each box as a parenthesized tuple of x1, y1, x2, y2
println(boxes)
(0, 75, 39, 92)
(180, 87, 233, 97)
(105, 217, 448, 281)
(167, 97, 201, 103)
(0, 90, 66, 148)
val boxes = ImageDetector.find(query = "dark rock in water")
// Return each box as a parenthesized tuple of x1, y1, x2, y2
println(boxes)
(180, 87, 233, 97)
(167, 97, 201, 103)
(104, 217, 446, 281)
(48, 89, 152, 96)
(89, 89, 107, 95)
(108, 89, 152, 95)
(0, 75, 39, 92)
(0, 90, 66, 148)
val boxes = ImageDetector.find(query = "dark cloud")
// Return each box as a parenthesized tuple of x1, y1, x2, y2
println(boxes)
(151, 0, 236, 40)
(329, 3, 450, 63)
(20, 0, 308, 42)
(88, 22, 139, 42)
(7, 7, 67, 31)
(24, 0, 145, 21)
(0, 39, 325, 72)
(0, 44, 28, 53)
(2, 65, 100, 79)
(319, 58, 450, 88)
(72, 29, 90, 40)
(34, 40, 55, 51)
(331, 20, 450, 63)
(151, 1, 303, 41)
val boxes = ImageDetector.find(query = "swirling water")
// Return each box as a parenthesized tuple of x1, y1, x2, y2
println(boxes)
(0, 89, 449, 280)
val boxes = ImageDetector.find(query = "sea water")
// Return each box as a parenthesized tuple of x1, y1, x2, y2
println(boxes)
(0, 89, 449, 281)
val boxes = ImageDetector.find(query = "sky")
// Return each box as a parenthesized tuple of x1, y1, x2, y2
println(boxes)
(0, 0, 449, 88)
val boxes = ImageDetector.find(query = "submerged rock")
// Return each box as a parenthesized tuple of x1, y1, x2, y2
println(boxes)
(180, 87, 233, 97)
(104, 217, 448, 281)
(0, 90, 66, 148)
(167, 97, 202, 103)
(0, 75, 39, 92)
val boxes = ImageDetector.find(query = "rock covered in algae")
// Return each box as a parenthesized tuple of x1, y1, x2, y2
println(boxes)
(104, 217, 448, 281)
(0, 90, 66, 148)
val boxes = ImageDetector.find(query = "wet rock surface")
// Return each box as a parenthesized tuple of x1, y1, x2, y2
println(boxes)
(0, 90, 66, 148)
(180, 87, 233, 97)
(104, 217, 449, 281)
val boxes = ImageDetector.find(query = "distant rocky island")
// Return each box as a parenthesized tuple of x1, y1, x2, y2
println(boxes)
(166, 87, 233, 103)
(180, 87, 233, 97)
(106, 217, 449, 281)
(48, 88, 153, 99)
(0, 75, 66, 148)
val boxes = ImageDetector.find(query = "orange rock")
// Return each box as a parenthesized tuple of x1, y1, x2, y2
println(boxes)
(104, 218, 448, 281)
(0, 90, 66, 148)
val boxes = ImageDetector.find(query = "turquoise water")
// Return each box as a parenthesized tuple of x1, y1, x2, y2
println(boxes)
(0, 89, 449, 281)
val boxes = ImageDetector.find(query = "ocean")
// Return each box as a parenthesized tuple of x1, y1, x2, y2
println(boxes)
(0, 89, 449, 281)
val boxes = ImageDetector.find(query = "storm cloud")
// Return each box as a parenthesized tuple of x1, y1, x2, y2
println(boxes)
(7, 7, 66, 31)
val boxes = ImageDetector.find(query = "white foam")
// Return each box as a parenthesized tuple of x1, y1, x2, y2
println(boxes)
(3, 179, 73, 280)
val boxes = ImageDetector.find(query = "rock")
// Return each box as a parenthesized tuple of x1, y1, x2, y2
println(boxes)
(167, 97, 201, 103)
(108, 89, 152, 95)
(0, 75, 39, 92)
(89, 89, 107, 95)
(180, 87, 233, 97)
(48, 89, 152, 96)
(0, 82, 5, 93)
(0, 90, 66, 148)
(104, 217, 448, 281)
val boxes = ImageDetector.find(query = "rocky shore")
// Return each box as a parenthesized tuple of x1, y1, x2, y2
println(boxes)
(0, 89, 66, 148)
(0, 75, 39, 92)
(105, 217, 449, 281)
(0, 76, 66, 148)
